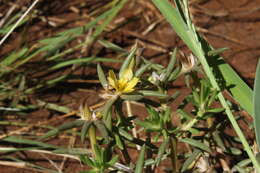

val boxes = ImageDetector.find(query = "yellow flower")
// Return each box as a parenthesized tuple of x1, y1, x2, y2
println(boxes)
(107, 68, 139, 94)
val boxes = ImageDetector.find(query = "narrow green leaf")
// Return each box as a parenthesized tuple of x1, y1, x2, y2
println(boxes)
(180, 138, 211, 153)
(254, 60, 260, 149)
(115, 134, 124, 150)
(120, 94, 143, 101)
(102, 97, 117, 120)
(119, 128, 133, 141)
(0, 48, 28, 66)
(80, 155, 95, 167)
(81, 121, 92, 142)
(164, 48, 177, 81)
(40, 120, 84, 140)
(138, 90, 168, 97)
(237, 159, 251, 167)
(144, 159, 155, 166)
(228, 147, 242, 155)
(181, 149, 201, 172)
(192, 90, 200, 105)
(215, 55, 253, 115)
(146, 105, 159, 119)
(177, 109, 193, 121)
(206, 108, 225, 113)
(93, 120, 110, 143)
(155, 137, 169, 166)
(108, 155, 119, 166)
(212, 131, 226, 151)
(233, 166, 247, 173)
(53, 148, 91, 155)
(2, 136, 57, 149)
(98, 40, 126, 53)
(36, 100, 70, 113)
(135, 63, 151, 77)
(207, 47, 229, 56)
(135, 145, 146, 173)
(97, 63, 108, 90)
(119, 44, 137, 78)
(135, 120, 160, 132)
(151, 0, 194, 52)
(82, 170, 98, 173)
(93, 145, 102, 162)
(51, 57, 119, 70)
(168, 66, 181, 81)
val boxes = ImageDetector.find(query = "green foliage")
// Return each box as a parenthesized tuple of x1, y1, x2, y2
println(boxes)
(254, 60, 260, 149)
(80, 145, 119, 173)
(1, 0, 258, 172)
(152, 0, 260, 171)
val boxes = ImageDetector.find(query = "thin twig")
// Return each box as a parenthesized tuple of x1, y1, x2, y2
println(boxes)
(0, 161, 49, 173)
(39, 153, 63, 173)
(59, 128, 77, 171)
(0, 0, 40, 47)
(0, 4, 17, 28)
(197, 27, 249, 46)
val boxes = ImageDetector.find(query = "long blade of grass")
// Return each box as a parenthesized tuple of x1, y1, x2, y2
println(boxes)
(0, 48, 28, 66)
(2, 136, 58, 149)
(181, 149, 201, 172)
(254, 60, 260, 149)
(50, 57, 120, 70)
(39, 120, 84, 140)
(135, 145, 146, 173)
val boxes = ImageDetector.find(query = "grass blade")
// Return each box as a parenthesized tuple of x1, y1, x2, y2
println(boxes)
(135, 145, 146, 173)
(50, 57, 120, 70)
(254, 60, 260, 149)
(2, 136, 58, 149)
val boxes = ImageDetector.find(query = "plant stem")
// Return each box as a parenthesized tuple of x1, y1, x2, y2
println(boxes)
(80, 103, 97, 157)
(125, 100, 140, 150)
(181, 109, 204, 131)
(169, 136, 178, 172)
(0, 0, 40, 46)
(88, 125, 97, 157)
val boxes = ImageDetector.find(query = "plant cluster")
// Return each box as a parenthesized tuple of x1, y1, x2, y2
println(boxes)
(1, 0, 260, 173)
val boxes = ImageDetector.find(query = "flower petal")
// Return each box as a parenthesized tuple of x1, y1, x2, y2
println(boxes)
(118, 78, 128, 91)
(121, 68, 133, 81)
(122, 77, 139, 93)
(108, 70, 118, 90)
